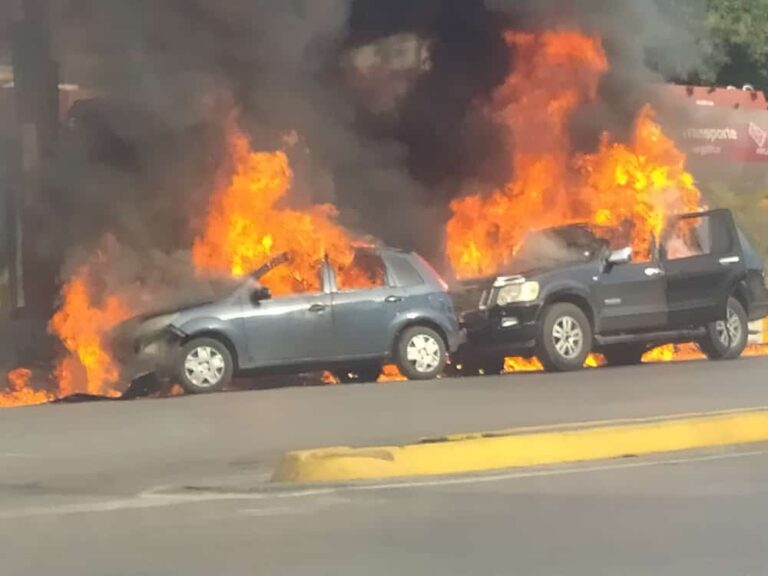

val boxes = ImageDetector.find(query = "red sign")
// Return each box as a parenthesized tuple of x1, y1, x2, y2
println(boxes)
(661, 85, 768, 163)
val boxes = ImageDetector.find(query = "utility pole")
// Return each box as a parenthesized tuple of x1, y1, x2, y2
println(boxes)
(9, 0, 59, 312)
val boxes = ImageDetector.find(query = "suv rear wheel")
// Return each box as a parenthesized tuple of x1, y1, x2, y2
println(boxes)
(601, 344, 646, 367)
(177, 337, 234, 394)
(698, 296, 748, 361)
(536, 303, 593, 372)
(395, 326, 447, 380)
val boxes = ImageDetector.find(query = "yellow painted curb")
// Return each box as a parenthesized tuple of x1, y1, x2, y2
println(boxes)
(271, 408, 768, 484)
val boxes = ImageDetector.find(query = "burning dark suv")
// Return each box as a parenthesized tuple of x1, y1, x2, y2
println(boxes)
(118, 247, 463, 393)
(453, 209, 768, 374)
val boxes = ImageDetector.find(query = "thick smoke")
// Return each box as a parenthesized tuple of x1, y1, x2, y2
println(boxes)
(485, 0, 714, 148)
(29, 0, 717, 310)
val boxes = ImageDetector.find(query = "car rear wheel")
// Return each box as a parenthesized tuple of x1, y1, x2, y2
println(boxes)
(698, 297, 748, 361)
(536, 303, 592, 372)
(395, 326, 447, 380)
(601, 344, 646, 367)
(333, 364, 381, 384)
(177, 337, 234, 394)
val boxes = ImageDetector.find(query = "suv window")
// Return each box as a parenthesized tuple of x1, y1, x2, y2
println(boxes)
(663, 214, 731, 260)
(387, 254, 425, 287)
(335, 252, 388, 291)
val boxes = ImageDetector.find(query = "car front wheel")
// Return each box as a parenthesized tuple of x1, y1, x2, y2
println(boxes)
(177, 337, 234, 394)
(699, 297, 748, 361)
(536, 303, 593, 372)
(395, 326, 447, 380)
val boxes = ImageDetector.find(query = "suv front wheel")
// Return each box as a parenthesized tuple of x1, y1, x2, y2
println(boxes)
(395, 326, 447, 380)
(699, 296, 748, 361)
(536, 303, 593, 372)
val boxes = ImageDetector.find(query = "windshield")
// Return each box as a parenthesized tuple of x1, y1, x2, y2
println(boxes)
(514, 225, 610, 268)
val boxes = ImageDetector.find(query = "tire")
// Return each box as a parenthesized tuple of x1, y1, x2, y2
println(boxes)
(698, 296, 748, 361)
(176, 337, 234, 394)
(333, 364, 381, 384)
(602, 344, 646, 367)
(395, 326, 447, 380)
(535, 303, 593, 372)
(451, 352, 506, 376)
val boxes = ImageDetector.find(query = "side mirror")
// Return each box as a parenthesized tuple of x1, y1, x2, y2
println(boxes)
(607, 247, 632, 268)
(251, 286, 272, 304)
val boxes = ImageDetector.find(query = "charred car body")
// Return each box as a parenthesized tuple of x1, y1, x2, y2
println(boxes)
(116, 248, 463, 393)
(453, 209, 768, 374)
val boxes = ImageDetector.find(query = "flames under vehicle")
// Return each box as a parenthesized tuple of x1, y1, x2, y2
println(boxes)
(453, 209, 768, 374)
(115, 247, 463, 393)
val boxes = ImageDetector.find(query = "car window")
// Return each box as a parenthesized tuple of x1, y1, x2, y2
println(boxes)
(335, 252, 388, 291)
(387, 255, 425, 287)
(663, 214, 730, 260)
(259, 260, 325, 296)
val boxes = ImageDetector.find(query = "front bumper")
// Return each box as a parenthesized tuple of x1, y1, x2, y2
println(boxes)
(459, 302, 541, 354)
(113, 328, 180, 383)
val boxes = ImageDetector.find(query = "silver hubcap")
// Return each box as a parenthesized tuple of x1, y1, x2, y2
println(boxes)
(406, 334, 442, 374)
(552, 316, 584, 360)
(184, 346, 226, 388)
(716, 307, 742, 349)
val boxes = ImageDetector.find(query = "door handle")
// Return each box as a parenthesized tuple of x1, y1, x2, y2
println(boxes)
(385, 295, 404, 303)
(719, 256, 741, 266)
(644, 267, 664, 277)
(308, 304, 327, 313)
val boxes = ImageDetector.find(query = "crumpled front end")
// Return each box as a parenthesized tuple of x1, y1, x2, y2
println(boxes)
(111, 313, 184, 383)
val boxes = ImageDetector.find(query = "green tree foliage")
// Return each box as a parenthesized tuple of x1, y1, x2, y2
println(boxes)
(707, 0, 768, 72)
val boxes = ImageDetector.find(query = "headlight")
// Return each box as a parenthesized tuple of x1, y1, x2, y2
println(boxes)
(496, 281, 540, 306)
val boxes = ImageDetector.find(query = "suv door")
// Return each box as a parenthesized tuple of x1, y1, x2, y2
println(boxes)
(596, 258, 668, 333)
(240, 262, 333, 366)
(661, 209, 746, 328)
(330, 251, 404, 359)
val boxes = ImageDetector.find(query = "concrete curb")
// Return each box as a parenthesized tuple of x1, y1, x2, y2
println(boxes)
(271, 408, 768, 484)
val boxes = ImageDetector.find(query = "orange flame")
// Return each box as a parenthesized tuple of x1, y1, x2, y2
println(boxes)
(192, 128, 366, 295)
(378, 365, 406, 382)
(504, 354, 603, 373)
(0, 368, 54, 408)
(48, 272, 131, 397)
(446, 30, 702, 278)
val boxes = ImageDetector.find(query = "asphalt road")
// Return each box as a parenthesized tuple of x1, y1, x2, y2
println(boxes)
(2, 447, 767, 576)
(2, 357, 768, 497)
(1, 357, 768, 575)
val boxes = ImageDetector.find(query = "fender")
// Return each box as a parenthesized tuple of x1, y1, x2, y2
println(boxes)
(172, 317, 248, 367)
(540, 281, 596, 326)
(386, 309, 461, 353)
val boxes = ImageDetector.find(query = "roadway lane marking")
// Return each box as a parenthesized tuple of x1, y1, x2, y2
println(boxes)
(352, 448, 768, 492)
(1, 448, 767, 519)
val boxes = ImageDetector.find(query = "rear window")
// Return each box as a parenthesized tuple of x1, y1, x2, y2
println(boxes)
(663, 213, 732, 260)
(387, 255, 425, 287)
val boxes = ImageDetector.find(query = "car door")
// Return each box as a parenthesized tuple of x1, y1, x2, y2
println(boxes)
(330, 251, 405, 359)
(240, 263, 333, 367)
(596, 257, 668, 333)
(661, 209, 746, 328)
